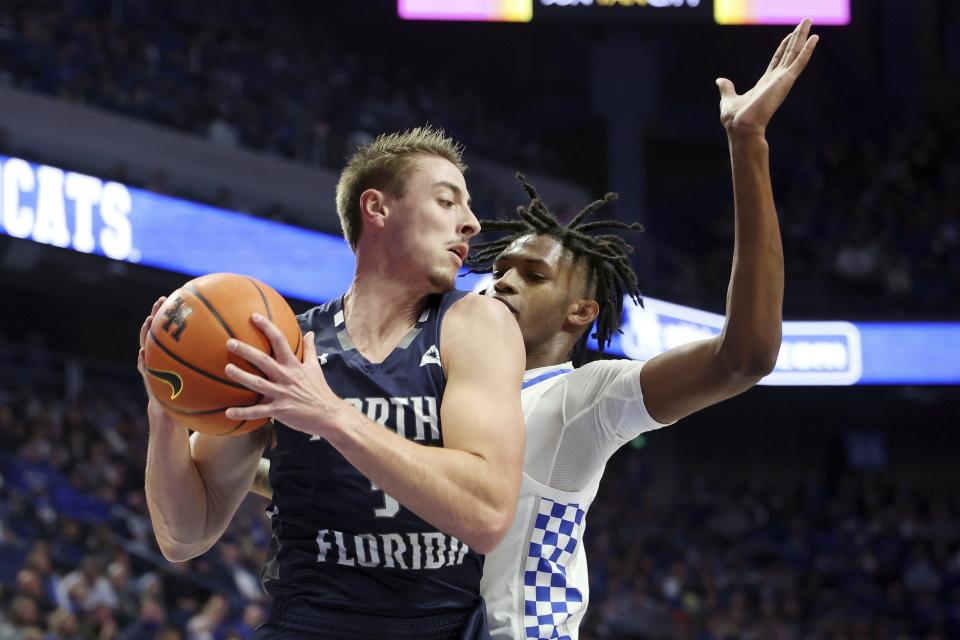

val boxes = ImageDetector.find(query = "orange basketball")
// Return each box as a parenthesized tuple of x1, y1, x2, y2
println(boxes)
(142, 273, 303, 436)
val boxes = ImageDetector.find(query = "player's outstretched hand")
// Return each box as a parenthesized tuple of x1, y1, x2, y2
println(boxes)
(716, 18, 818, 136)
(223, 314, 336, 437)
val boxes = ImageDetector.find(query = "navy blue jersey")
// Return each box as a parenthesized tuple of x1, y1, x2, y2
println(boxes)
(262, 290, 484, 617)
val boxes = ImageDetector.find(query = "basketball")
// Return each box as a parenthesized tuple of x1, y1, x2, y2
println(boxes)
(142, 273, 303, 436)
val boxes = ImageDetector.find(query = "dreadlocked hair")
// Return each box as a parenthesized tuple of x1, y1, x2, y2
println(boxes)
(467, 173, 644, 363)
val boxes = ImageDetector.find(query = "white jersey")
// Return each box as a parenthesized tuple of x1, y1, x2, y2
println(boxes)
(481, 360, 671, 640)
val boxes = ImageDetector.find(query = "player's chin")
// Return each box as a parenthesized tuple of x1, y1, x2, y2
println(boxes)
(427, 267, 457, 292)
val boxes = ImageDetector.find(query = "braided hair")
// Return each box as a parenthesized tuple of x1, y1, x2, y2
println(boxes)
(467, 174, 644, 362)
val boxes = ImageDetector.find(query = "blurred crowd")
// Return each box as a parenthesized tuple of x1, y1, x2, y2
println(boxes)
(781, 110, 960, 315)
(0, 0, 956, 316)
(1, 353, 959, 639)
(0, 379, 272, 640)
(0, 0, 548, 171)
(583, 457, 960, 639)
(678, 109, 960, 317)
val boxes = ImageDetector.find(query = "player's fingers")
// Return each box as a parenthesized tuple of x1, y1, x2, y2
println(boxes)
(302, 331, 317, 365)
(778, 21, 802, 68)
(716, 78, 736, 100)
(783, 18, 811, 67)
(226, 339, 285, 380)
(250, 313, 298, 365)
(224, 362, 281, 396)
(141, 297, 166, 348)
(787, 34, 819, 75)
(225, 402, 274, 421)
(139, 315, 152, 349)
(766, 34, 791, 73)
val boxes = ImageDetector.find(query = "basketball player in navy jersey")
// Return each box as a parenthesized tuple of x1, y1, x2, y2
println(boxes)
(251, 19, 817, 639)
(139, 127, 526, 639)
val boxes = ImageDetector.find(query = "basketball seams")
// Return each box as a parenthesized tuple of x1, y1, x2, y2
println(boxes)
(223, 420, 250, 435)
(147, 330, 250, 391)
(245, 277, 277, 360)
(187, 281, 270, 379)
(185, 283, 236, 339)
(156, 395, 263, 437)
(245, 276, 273, 321)
(245, 276, 304, 362)
(154, 397, 259, 416)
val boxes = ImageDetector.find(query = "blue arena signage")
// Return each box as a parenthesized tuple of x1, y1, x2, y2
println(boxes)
(615, 298, 864, 385)
(0, 154, 356, 303)
(1, 153, 956, 386)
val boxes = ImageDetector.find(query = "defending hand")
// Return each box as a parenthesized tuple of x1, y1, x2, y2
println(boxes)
(716, 18, 818, 136)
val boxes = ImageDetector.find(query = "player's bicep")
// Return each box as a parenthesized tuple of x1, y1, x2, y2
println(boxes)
(439, 297, 525, 465)
(639, 337, 760, 424)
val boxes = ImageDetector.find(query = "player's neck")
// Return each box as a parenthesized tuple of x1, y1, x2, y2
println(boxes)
(342, 271, 429, 361)
(525, 334, 576, 371)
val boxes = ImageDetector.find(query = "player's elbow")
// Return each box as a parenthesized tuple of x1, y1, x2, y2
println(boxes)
(720, 335, 780, 380)
(734, 349, 778, 379)
(468, 517, 511, 555)
(155, 534, 211, 563)
(469, 500, 516, 554)
(157, 542, 197, 563)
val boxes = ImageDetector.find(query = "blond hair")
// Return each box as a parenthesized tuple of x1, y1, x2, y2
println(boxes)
(335, 125, 466, 250)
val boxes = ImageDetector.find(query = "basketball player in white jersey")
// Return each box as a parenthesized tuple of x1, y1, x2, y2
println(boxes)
(468, 20, 818, 639)
(251, 19, 817, 639)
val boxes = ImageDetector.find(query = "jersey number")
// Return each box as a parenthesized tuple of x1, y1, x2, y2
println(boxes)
(370, 482, 400, 518)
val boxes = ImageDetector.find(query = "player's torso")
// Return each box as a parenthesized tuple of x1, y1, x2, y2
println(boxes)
(263, 290, 483, 617)
(482, 364, 598, 640)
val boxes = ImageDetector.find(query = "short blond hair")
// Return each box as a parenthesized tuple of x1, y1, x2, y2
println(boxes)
(335, 125, 467, 250)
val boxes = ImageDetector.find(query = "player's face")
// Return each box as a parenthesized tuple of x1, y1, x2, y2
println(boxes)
(384, 155, 478, 292)
(485, 234, 589, 355)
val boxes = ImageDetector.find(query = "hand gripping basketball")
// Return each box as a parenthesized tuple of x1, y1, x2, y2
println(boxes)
(223, 314, 339, 438)
(138, 296, 166, 376)
(138, 296, 169, 402)
(141, 274, 304, 435)
(137, 296, 183, 429)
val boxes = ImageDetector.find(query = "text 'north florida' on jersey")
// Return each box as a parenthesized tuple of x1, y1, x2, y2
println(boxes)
(262, 290, 484, 617)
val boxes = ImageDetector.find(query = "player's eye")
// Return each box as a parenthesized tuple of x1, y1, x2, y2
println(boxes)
(438, 199, 454, 208)
(527, 273, 546, 281)
(492, 270, 504, 279)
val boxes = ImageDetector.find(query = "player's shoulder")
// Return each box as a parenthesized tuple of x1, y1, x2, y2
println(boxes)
(296, 299, 340, 330)
(563, 358, 646, 389)
(440, 293, 523, 369)
(443, 292, 517, 335)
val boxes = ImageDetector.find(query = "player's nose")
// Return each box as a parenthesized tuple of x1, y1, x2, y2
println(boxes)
(493, 270, 520, 294)
(458, 207, 480, 239)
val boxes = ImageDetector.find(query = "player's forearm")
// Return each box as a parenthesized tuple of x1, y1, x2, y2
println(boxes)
(144, 405, 212, 561)
(145, 405, 264, 561)
(325, 405, 519, 554)
(717, 131, 783, 376)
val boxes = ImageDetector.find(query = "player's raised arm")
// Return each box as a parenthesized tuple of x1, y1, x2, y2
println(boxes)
(139, 297, 266, 562)
(640, 19, 819, 424)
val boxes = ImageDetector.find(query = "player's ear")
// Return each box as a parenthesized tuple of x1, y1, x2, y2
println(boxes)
(359, 189, 388, 232)
(564, 298, 599, 330)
